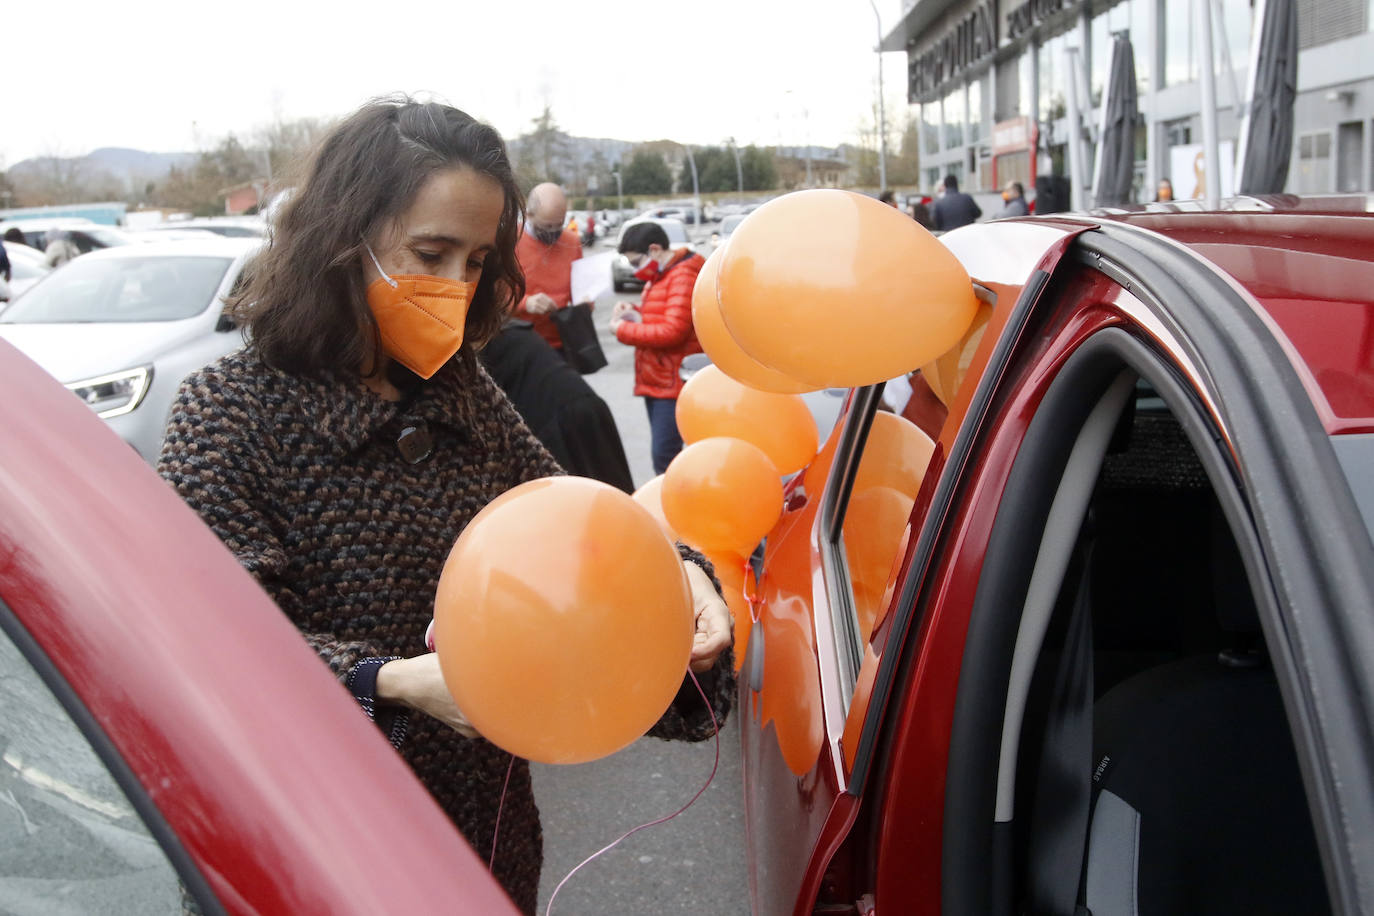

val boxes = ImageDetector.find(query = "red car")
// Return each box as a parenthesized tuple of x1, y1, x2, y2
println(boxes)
(0, 347, 518, 911)
(742, 206, 1374, 915)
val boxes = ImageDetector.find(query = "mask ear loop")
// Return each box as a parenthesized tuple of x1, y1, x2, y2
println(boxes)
(364, 243, 399, 289)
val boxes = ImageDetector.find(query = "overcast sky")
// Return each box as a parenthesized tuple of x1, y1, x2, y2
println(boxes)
(6, 0, 913, 165)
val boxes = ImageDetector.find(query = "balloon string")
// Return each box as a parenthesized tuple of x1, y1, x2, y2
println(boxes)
(490, 753, 515, 872)
(544, 669, 721, 915)
(741, 556, 762, 624)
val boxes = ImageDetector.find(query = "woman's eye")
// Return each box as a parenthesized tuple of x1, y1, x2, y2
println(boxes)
(468, 259, 486, 273)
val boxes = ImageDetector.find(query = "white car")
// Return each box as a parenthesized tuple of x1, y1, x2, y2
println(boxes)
(0, 218, 138, 255)
(2, 241, 51, 305)
(0, 238, 260, 464)
(611, 217, 695, 291)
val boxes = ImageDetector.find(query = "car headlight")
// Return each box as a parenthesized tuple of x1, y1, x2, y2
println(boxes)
(65, 366, 153, 419)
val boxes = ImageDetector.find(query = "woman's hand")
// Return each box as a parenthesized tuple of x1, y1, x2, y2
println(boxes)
(375, 654, 481, 738)
(683, 560, 734, 672)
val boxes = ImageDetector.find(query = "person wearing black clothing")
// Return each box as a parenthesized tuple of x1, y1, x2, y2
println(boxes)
(480, 318, 635, 493)
(933, 174, 982, 231)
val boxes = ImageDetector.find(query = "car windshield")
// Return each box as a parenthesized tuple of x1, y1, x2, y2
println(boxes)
(721, 216, 744, 236)
(661, 222, 689, 244)
(0, 255, 232, 324)
(1332, 435, 1374, 540)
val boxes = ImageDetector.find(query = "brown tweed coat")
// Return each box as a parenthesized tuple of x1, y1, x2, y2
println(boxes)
(157, 347, 733, 913)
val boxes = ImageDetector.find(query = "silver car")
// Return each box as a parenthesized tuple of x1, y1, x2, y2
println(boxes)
(0, 238, 260, 464)
(611, 217, 695, 291)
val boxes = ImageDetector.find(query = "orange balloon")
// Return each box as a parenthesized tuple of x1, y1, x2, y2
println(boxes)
(676, 365, 819, 475)
(854, 411, 936, 500)
(716, 190, 980, 388)
(844, 486, 915, 640)
(691, 247, 814, 394)
(921, 300, 993, 406)
(631, 475, 678, 542)
(661, 437, 783, 556)
(434, 477, 694, 764)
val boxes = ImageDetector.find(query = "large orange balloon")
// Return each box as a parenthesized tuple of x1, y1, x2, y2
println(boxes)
(716, 190, 980, 388)
(921, 300, 993, 406)
(631, 475, 678, 542)
(676, 365, 819, 475)
(661, 437, 783, 556)
(854, 411, 936, 500)
(844, 485, 915, 640)
(434, 477, 694, 764)
(692, 247, 813, 394)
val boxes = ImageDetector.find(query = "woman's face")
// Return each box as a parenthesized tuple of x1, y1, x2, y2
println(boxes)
(364, 165, 505, 287)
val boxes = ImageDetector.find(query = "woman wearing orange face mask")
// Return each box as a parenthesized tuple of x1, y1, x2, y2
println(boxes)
(156, 97, 733, 914)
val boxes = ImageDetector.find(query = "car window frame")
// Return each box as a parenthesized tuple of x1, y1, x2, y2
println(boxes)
(0, 597, 225, 915)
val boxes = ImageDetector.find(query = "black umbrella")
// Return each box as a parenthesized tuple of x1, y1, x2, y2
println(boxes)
(1239, 0, 1299, 194)
(1095, 36, 1139, 207)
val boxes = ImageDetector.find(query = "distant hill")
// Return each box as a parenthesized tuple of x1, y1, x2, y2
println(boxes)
(8, 147, 197, 188)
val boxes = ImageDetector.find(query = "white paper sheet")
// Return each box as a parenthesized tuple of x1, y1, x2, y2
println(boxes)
(570, 251, 616, 305)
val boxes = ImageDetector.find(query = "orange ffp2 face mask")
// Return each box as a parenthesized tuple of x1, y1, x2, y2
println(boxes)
(365, 244, 478, 379)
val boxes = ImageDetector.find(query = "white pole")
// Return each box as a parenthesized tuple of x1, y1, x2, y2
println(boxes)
(727, 137, 744, 201)
(869, 0, 889, 192)
(1066, 46, 1088, 211)
(1145, 0, 1160, 197)
(1211, 0, 1244, 113)
(1235, 0, 1268, 192)
(1198, 0, 1223, 205)
(682, 145, 701, 224)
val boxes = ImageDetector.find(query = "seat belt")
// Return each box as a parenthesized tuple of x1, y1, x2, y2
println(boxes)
(1025, 532, 1096, 916)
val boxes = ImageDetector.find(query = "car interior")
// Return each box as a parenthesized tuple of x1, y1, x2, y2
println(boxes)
(982, 365, 1331, 915)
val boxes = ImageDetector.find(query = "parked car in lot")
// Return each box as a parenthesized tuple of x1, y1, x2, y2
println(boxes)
(742, 206, 1374, 915)
(0, 340, 519, 914)
(1, 241, 50, 305)
(134, 217, 267, 239)
(611, 217, 695, 291)
(0, 218, 138, 255)
(0, 238, 260, 464)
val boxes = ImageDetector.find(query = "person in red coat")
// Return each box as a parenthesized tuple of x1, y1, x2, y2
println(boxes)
(610, 221, 705, 474)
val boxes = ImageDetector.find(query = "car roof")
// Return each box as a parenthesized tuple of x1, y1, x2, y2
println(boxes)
(0, 217, 99, 230)
(1091, 208, 1374, 432)
(78, 237, 262, 260)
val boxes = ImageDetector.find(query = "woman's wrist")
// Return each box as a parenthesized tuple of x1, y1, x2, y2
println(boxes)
(375, 657, 413, 707)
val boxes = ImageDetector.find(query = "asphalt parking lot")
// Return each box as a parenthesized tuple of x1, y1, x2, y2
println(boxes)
(532, 228, 751, 915)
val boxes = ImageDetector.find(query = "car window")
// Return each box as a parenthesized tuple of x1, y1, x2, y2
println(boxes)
(0, 256, 232, 324)
(0, 621, 180, 913)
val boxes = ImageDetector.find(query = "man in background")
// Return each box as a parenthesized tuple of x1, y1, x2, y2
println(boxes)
(932, 174, 982, 231)
(515, 182, 584, 355)
(998, 181, 1029, 217)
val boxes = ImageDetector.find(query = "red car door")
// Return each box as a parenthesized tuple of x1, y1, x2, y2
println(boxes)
(740, 220, 1090, 916)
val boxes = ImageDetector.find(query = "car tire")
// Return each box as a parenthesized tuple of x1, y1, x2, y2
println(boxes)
(613, 280, 626, 292)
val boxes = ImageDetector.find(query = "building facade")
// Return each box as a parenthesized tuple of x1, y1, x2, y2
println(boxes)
(882, 0, 1374, 202)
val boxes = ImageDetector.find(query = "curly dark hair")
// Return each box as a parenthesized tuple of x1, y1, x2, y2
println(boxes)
(230, 97, 525, 377)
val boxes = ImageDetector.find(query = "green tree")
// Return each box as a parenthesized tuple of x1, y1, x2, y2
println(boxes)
(621, 149, 673, 195)
(696, 146, 741, 194)
(740, 146, 777, 191)
(512, 105, 572, 189)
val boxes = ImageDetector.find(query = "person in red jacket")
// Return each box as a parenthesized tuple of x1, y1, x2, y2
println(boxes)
(610, 221, 705, 474)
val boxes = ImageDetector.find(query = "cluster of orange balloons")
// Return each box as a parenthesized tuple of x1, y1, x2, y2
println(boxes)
(710, 189, 981, 391)
(432, 478, 696, 764)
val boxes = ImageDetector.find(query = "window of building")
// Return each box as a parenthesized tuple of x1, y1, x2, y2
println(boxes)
(1092, 0, 1157, 103)
(1164, 0, 1253, 87)
(1039, 32, 1071, 123)
(922, 101, 942, 155)
(1296, 130, 1334, 193)
(1020, 51, 1035, 121)
(944, 86, 966, 150)
(970, 77, 985, 144)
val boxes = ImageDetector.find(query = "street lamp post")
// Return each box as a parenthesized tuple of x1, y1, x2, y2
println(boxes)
(869, 0, 888, 193)
(726, 137, 744, 201)
(680, 144, 701, 225)
(612, 165, 624, 213)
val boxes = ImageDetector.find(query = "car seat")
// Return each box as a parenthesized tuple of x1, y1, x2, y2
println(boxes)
(1082, 517, 1329, 915)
